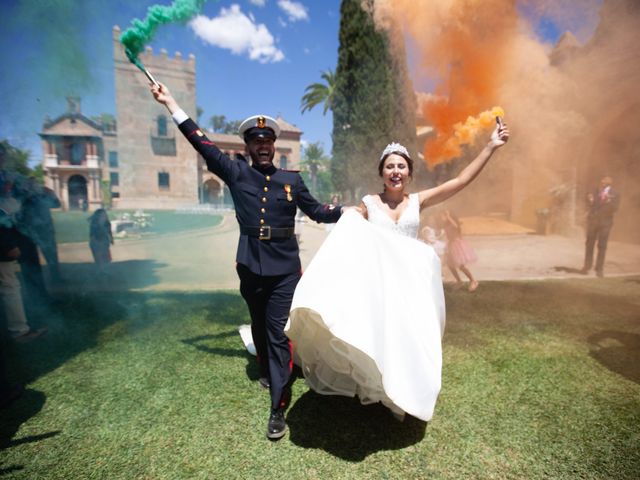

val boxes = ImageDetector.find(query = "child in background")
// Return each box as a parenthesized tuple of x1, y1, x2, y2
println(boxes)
(420, 214, 446, 260)
(440, 210, 479, 292)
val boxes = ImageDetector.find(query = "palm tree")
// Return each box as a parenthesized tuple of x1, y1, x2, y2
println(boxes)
(301, 142, 329, 194)
(223, 120, 243, 135)
(300, 70, 336, 115)
(210, 115, 226, 133)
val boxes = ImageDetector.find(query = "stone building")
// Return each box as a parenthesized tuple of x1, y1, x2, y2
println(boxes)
(41, 25, 302, 211)
(39, 97, 114, 211)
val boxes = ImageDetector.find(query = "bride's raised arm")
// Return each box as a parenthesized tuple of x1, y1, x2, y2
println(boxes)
(418, 121, 510, 209)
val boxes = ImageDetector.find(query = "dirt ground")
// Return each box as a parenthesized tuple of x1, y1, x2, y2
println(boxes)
(52, 213, 640, 292)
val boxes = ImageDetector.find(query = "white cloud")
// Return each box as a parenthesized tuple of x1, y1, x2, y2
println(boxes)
(277, 0, 309, 22)
(249, 0, 266, 6)
(189, 5, 284, 63)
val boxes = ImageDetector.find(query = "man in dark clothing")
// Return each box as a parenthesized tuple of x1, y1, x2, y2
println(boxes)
(1, 183, 47, 343)
(151, 82, 343, 440)
(580, 176, 620, 277)
(18, 179, 62, 282)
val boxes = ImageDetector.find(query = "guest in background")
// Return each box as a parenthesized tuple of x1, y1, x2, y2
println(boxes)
(89, 209, 113, 273)
(1, 198, 47, 343)
(420, 214, 446, 260)
(580, 176, 620, 277)
(18, 178, 62, 282)
(441, 210, 479, 292)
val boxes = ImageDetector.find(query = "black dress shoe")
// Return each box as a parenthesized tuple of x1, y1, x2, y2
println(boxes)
(266, 409, 287, 440)
(258, 377, 270, 389)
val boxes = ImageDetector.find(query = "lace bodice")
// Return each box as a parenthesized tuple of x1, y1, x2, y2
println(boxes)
(362, 193, 420, 239)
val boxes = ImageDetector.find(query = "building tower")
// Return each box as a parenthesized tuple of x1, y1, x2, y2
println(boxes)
(112, 25, 199, 209)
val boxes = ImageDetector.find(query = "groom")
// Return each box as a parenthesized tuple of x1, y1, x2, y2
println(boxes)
(150, 83, 342, 439)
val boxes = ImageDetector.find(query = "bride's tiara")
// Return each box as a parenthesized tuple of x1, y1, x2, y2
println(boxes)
(380, 142, 410, 162)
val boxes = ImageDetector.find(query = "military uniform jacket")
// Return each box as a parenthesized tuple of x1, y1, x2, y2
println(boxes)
(178, 118, 342, 276)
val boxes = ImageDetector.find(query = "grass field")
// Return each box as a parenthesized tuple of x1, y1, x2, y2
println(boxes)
(52, 210, 223, 244)
(1, 277, 639, 479)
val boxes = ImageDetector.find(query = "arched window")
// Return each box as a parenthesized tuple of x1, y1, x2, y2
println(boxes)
(68, 175, 88, 210)
(280, 155, 288, 169)
(157, 115, 168, 137)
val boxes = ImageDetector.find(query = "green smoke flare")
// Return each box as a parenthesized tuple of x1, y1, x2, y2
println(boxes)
(120, 0, 208, 70)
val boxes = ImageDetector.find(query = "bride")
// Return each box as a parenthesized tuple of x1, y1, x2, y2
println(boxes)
(285, 120, 509, 421)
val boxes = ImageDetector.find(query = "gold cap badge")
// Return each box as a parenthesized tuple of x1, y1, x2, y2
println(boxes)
(257, 116, 266, 128)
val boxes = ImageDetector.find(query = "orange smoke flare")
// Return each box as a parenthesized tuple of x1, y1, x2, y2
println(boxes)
(430, 106, 506, 165)
(386, 0, 518, 166)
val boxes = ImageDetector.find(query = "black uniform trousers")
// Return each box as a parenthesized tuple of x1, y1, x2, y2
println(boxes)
(583, 219, 613, 273)
(237, 263, 301, 411)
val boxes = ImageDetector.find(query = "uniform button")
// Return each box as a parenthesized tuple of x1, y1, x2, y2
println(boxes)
(260, 219, 265, 225)
(263, 186, 268, 192)
(261, 197, 267, 203)
(266, 175, 271, 181)
(261, 208, 266, 213)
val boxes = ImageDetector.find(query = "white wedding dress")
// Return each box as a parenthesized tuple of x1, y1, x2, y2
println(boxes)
(285, 193, 446, 421)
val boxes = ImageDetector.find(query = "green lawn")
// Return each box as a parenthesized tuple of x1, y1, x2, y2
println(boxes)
(2, 277, 639, 479)
(52, 210, 223, 244)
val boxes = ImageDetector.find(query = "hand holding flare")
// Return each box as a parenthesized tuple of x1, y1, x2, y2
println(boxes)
(490, 116, 510, 149)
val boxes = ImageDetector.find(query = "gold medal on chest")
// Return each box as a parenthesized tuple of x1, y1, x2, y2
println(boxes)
(284, 184, 293, 202)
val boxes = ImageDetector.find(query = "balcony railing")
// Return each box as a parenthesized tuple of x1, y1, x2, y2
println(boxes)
(44, 154, 101, 169)
(45, 154, 58, 167)
(87, 155, 99, 168)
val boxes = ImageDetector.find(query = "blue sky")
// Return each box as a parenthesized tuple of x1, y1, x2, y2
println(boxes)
(0, 0, 599, 165)
(0, 0, 342, 163)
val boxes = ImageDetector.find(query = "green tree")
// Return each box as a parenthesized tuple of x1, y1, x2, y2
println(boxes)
(300, 70, 336, 115)
(101, 179, 112, 208)
(210, 115, 227, 133)
(223, 120, 243, 135)
(300, 142, 332, 196)
(0, 139, 33, 176)
(331, 0, 417, 200)
(32, 164, 45, 184)
(91, 113, 116, 131)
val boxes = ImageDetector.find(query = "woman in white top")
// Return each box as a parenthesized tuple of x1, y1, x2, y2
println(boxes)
(286, 120, 509, 421)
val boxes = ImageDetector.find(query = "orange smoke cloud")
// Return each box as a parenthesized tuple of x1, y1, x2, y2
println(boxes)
(381, 0, 519, 166)
(440, 106, 505, 159)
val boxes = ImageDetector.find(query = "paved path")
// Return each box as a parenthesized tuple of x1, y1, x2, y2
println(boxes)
(53, 213, 640, 292)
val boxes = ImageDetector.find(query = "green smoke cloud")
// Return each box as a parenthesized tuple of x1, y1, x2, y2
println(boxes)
(121, 0, 208, 69)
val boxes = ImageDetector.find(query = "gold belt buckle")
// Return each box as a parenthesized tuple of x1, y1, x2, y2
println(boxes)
(258, 225, 271, 240)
